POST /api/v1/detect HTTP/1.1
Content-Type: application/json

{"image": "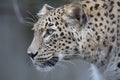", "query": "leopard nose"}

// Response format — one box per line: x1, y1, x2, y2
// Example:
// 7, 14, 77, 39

28, 52, 38, 59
